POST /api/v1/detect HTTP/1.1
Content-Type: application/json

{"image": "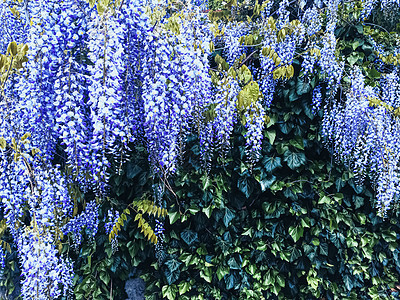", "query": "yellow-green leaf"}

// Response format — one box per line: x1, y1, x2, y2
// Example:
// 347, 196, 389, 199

7, 41, 18, 56
0, 137, 6, 150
